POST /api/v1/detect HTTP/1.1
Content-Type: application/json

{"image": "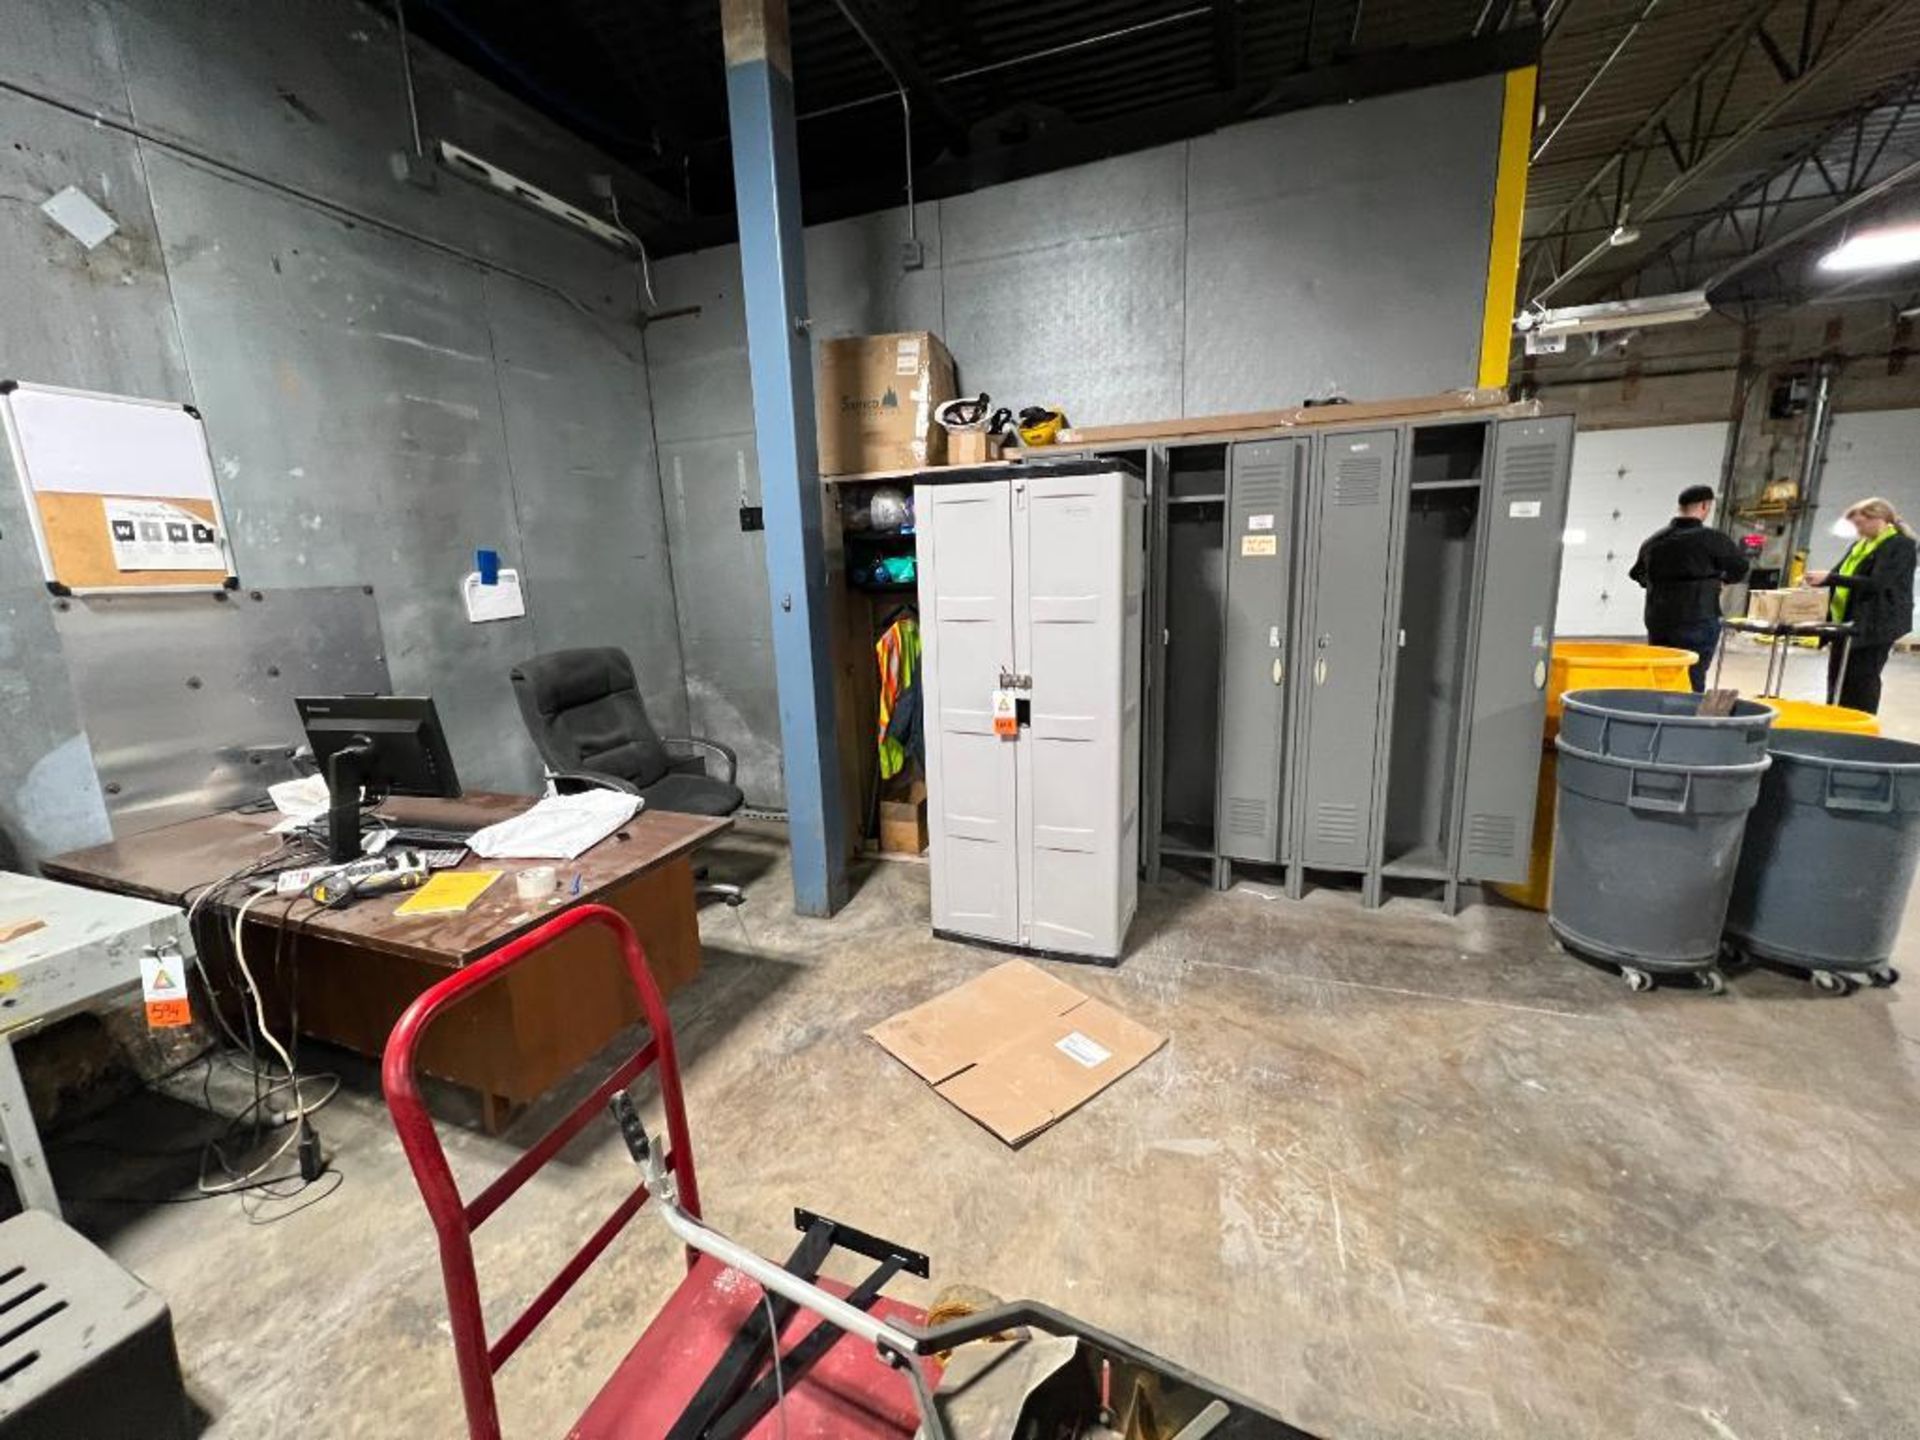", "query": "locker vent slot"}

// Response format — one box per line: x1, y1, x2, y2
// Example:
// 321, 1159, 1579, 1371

1234, 467, 1288, 508
1466, 812, 1517, 858
1314, 803, 1360, 846
1499, 443, 1557, 498
1224, 796, 1267, 838
1333, 458, 1383, 507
